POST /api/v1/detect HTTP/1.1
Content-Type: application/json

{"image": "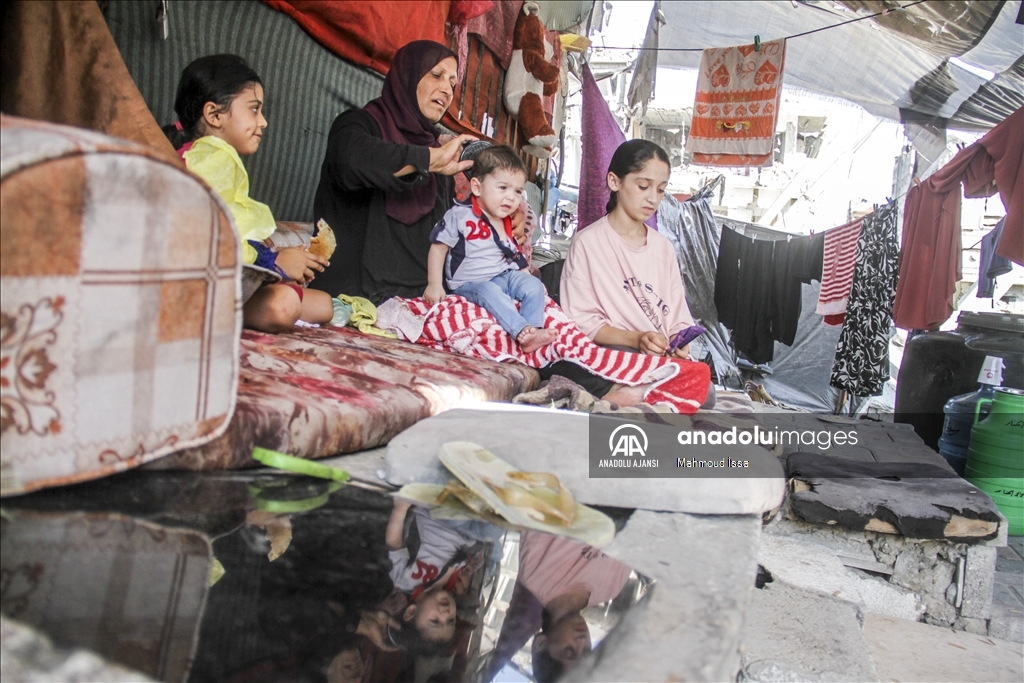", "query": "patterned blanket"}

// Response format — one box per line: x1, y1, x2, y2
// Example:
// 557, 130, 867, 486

150, 326, 538, 471
379, 297, 711, 414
